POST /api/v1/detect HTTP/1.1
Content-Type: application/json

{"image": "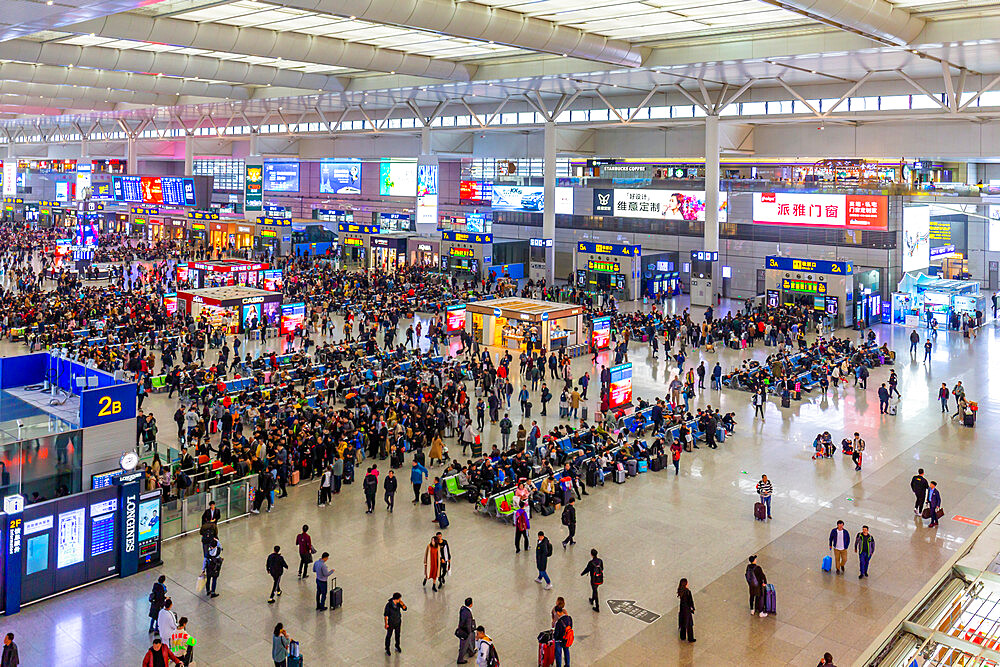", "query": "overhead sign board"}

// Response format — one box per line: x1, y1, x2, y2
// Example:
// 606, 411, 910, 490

765, 256, 853, 275
753, 193, 887, 229
577, 242, 640, 257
